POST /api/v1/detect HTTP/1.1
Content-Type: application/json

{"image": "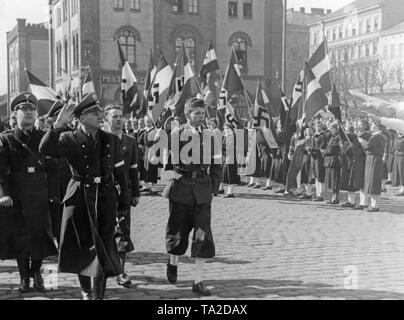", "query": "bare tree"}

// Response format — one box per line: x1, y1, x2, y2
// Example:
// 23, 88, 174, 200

395, 63, 404, 92
374, 60, 389, 94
